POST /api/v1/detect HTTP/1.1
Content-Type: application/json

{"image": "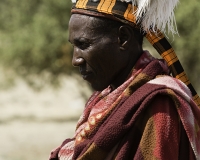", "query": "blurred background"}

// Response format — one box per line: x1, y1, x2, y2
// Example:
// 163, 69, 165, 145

0, 0, 199, 159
